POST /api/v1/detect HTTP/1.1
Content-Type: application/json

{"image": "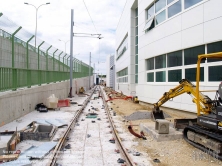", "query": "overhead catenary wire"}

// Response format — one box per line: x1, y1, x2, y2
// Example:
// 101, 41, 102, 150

80, 1, 105, 74
74, 22, 95, 32
82, 0, 98, 34
116, 0, 127, 29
